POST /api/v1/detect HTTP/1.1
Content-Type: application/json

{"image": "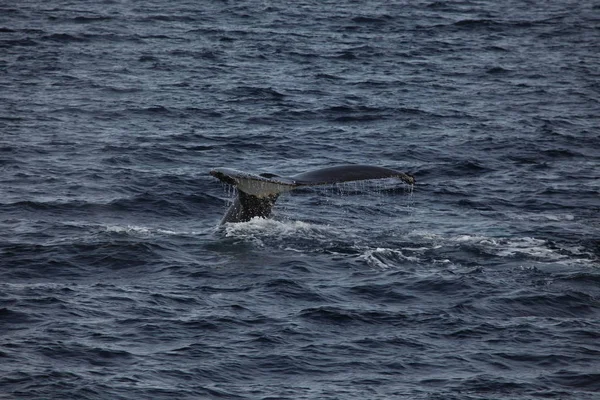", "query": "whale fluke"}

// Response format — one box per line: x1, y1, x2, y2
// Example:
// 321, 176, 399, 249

210, 165, 414, 224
